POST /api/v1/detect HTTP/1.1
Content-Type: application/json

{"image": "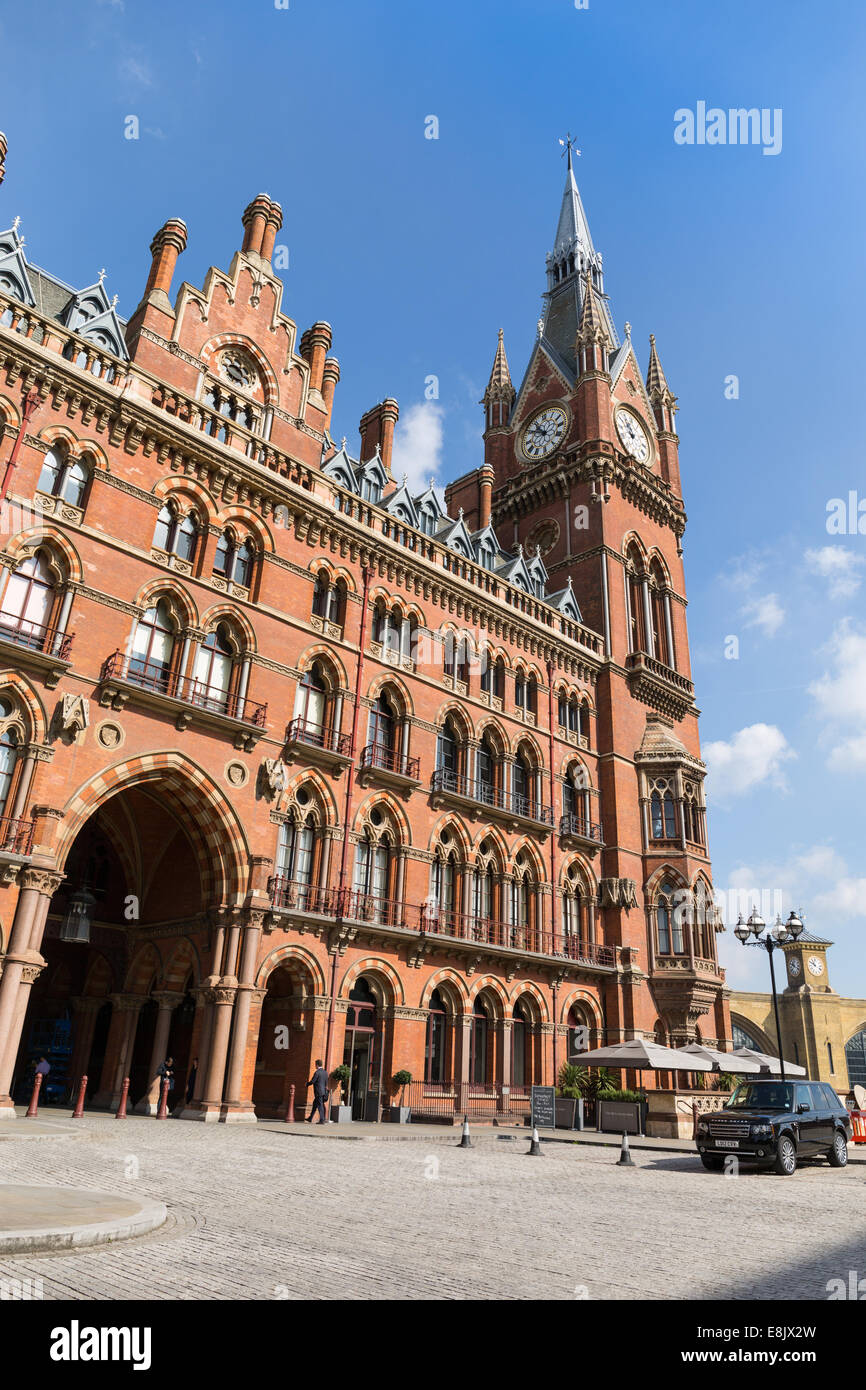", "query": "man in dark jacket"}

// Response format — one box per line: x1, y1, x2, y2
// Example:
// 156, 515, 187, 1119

306, 1060, 330, 1123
